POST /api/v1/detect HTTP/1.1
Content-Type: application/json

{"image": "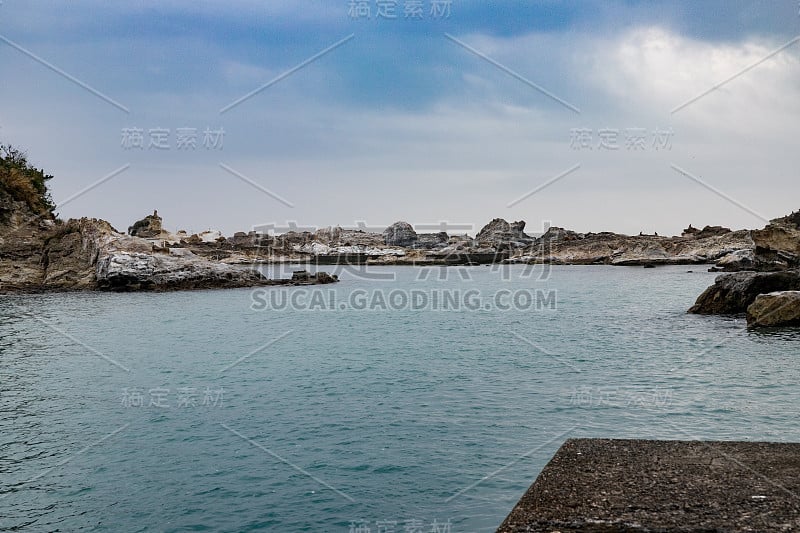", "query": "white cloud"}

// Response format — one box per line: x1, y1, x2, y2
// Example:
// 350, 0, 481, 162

3, 19, 798, 237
